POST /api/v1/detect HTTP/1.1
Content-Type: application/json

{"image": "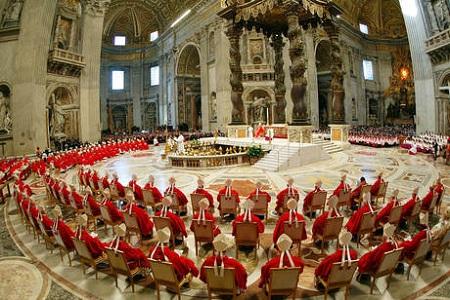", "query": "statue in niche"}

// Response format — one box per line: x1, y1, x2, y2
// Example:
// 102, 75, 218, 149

351, 98, 357, 120
210, 92, 217, 121
0, 91, 12, 134
434, 0, 450, 30
0, 0, 23, 28
48, 93, 67, 138
252, 96, 270, 123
